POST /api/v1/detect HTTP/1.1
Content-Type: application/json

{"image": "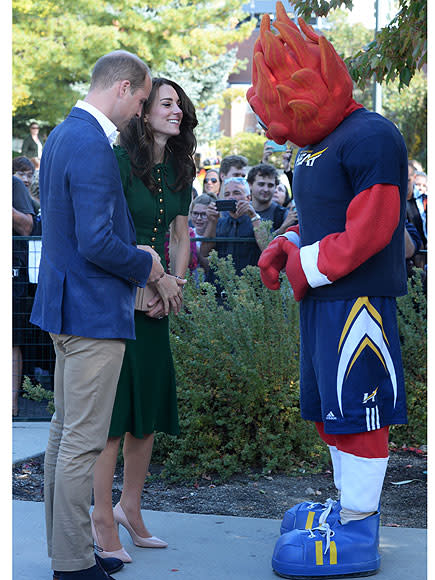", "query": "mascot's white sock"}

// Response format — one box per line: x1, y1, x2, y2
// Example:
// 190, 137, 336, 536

339, 450, 388, 524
